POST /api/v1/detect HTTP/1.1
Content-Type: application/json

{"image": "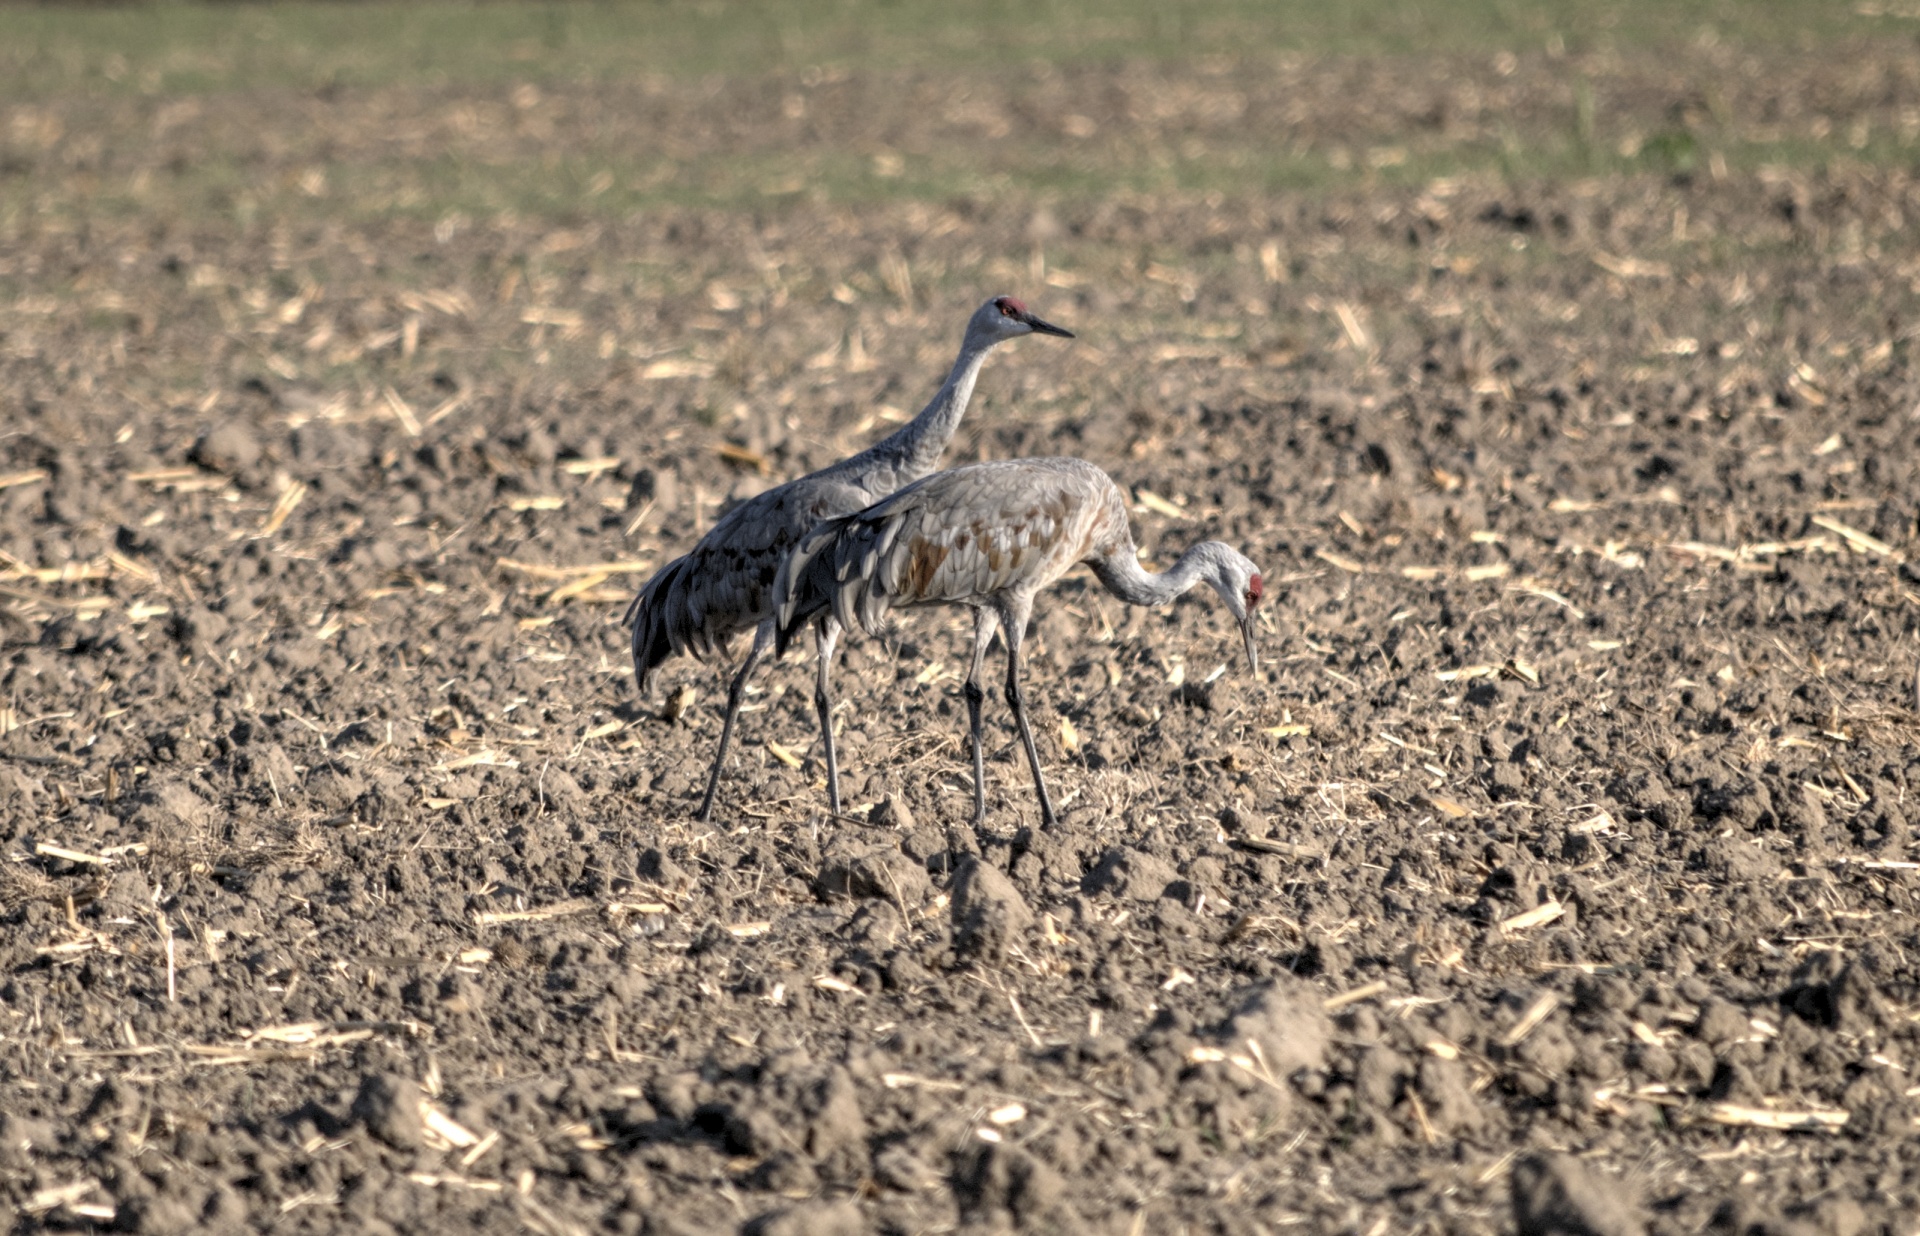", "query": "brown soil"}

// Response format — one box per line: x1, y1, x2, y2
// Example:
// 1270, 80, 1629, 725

8, 54, 1920, 1236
